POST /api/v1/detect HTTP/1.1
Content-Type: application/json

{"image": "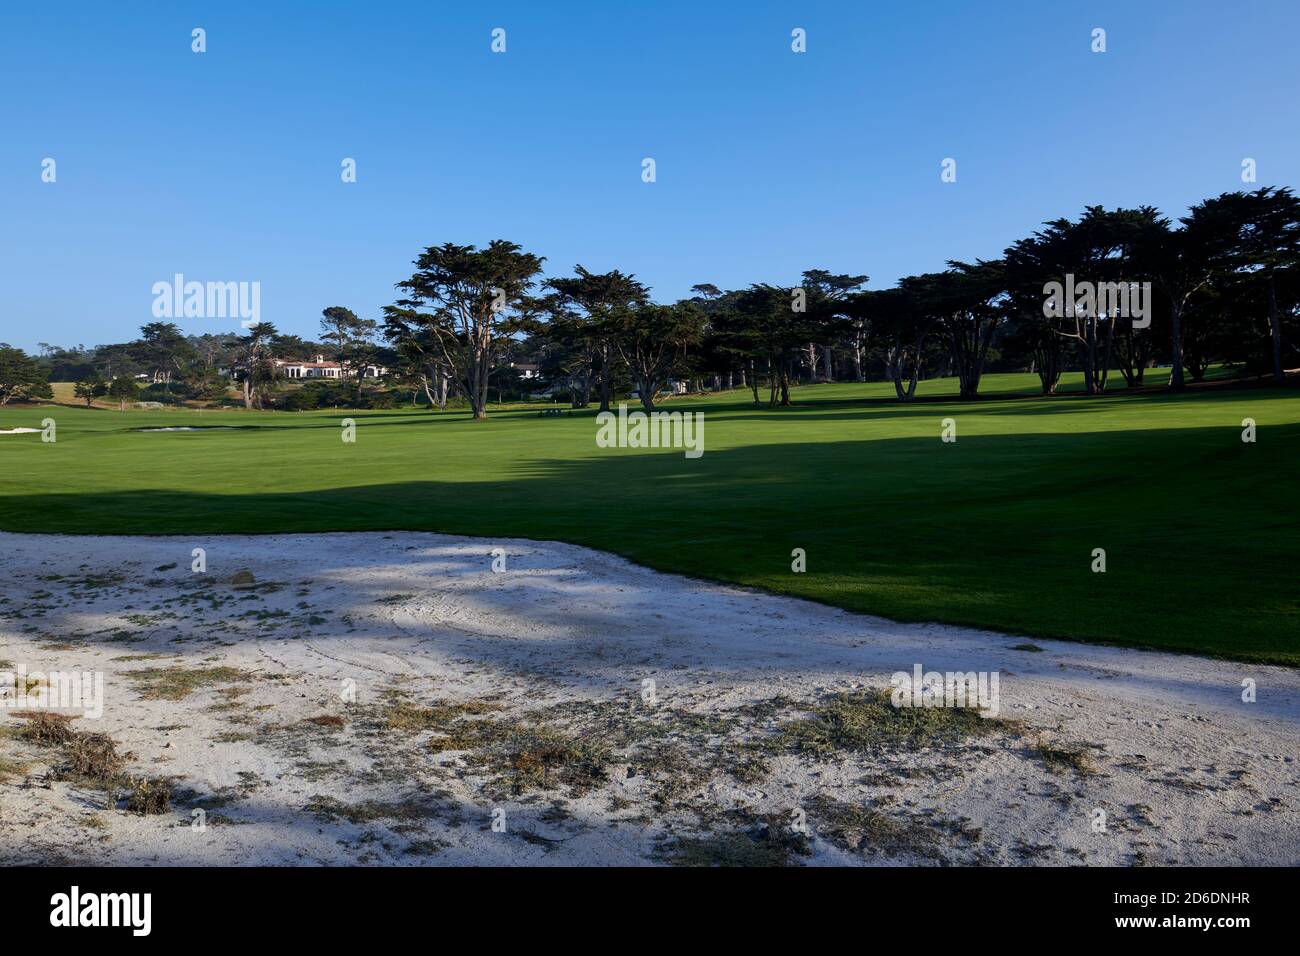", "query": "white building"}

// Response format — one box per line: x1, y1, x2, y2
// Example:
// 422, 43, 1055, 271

276, 355, 386, 380
508, 362, 541, 380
